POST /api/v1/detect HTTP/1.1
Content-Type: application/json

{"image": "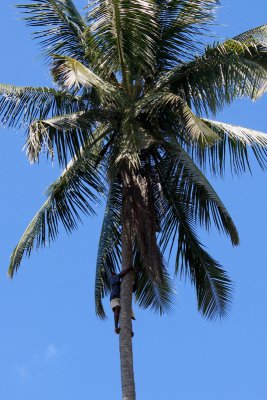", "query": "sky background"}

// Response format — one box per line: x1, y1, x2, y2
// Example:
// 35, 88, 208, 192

0, 1, 267, 399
